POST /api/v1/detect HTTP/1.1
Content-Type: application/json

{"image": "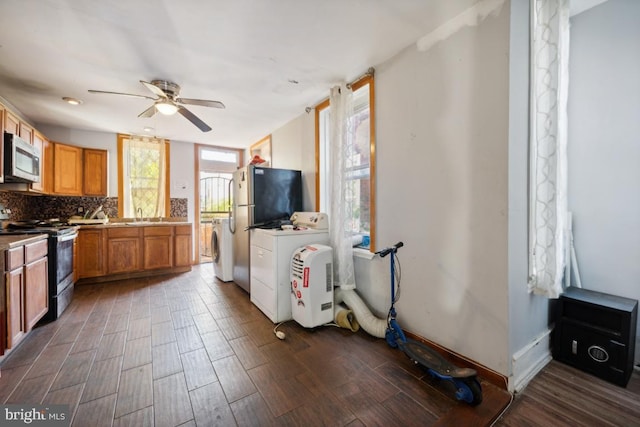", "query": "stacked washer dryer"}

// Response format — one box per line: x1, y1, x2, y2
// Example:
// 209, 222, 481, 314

212, 218, 233, 282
